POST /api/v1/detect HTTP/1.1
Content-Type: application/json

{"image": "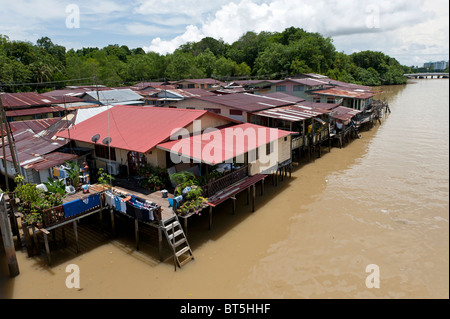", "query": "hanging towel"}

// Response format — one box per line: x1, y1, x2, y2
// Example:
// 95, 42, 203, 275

53, 167, 60, 178
59, 169, 67, 179
114, 196, 122, 212
63, 194, 101, 218
105, 191, 114, 207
